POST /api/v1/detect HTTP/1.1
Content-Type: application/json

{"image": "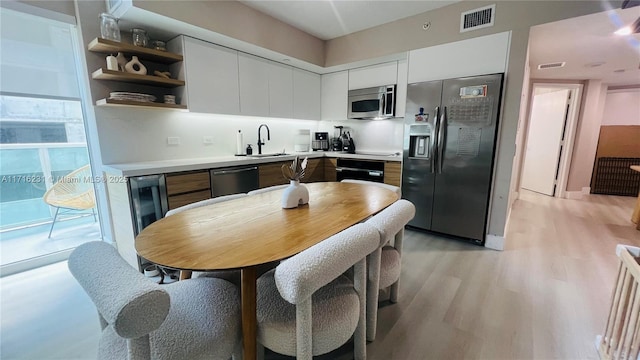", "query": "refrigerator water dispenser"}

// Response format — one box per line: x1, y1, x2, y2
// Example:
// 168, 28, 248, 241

408, 125, 431, 159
